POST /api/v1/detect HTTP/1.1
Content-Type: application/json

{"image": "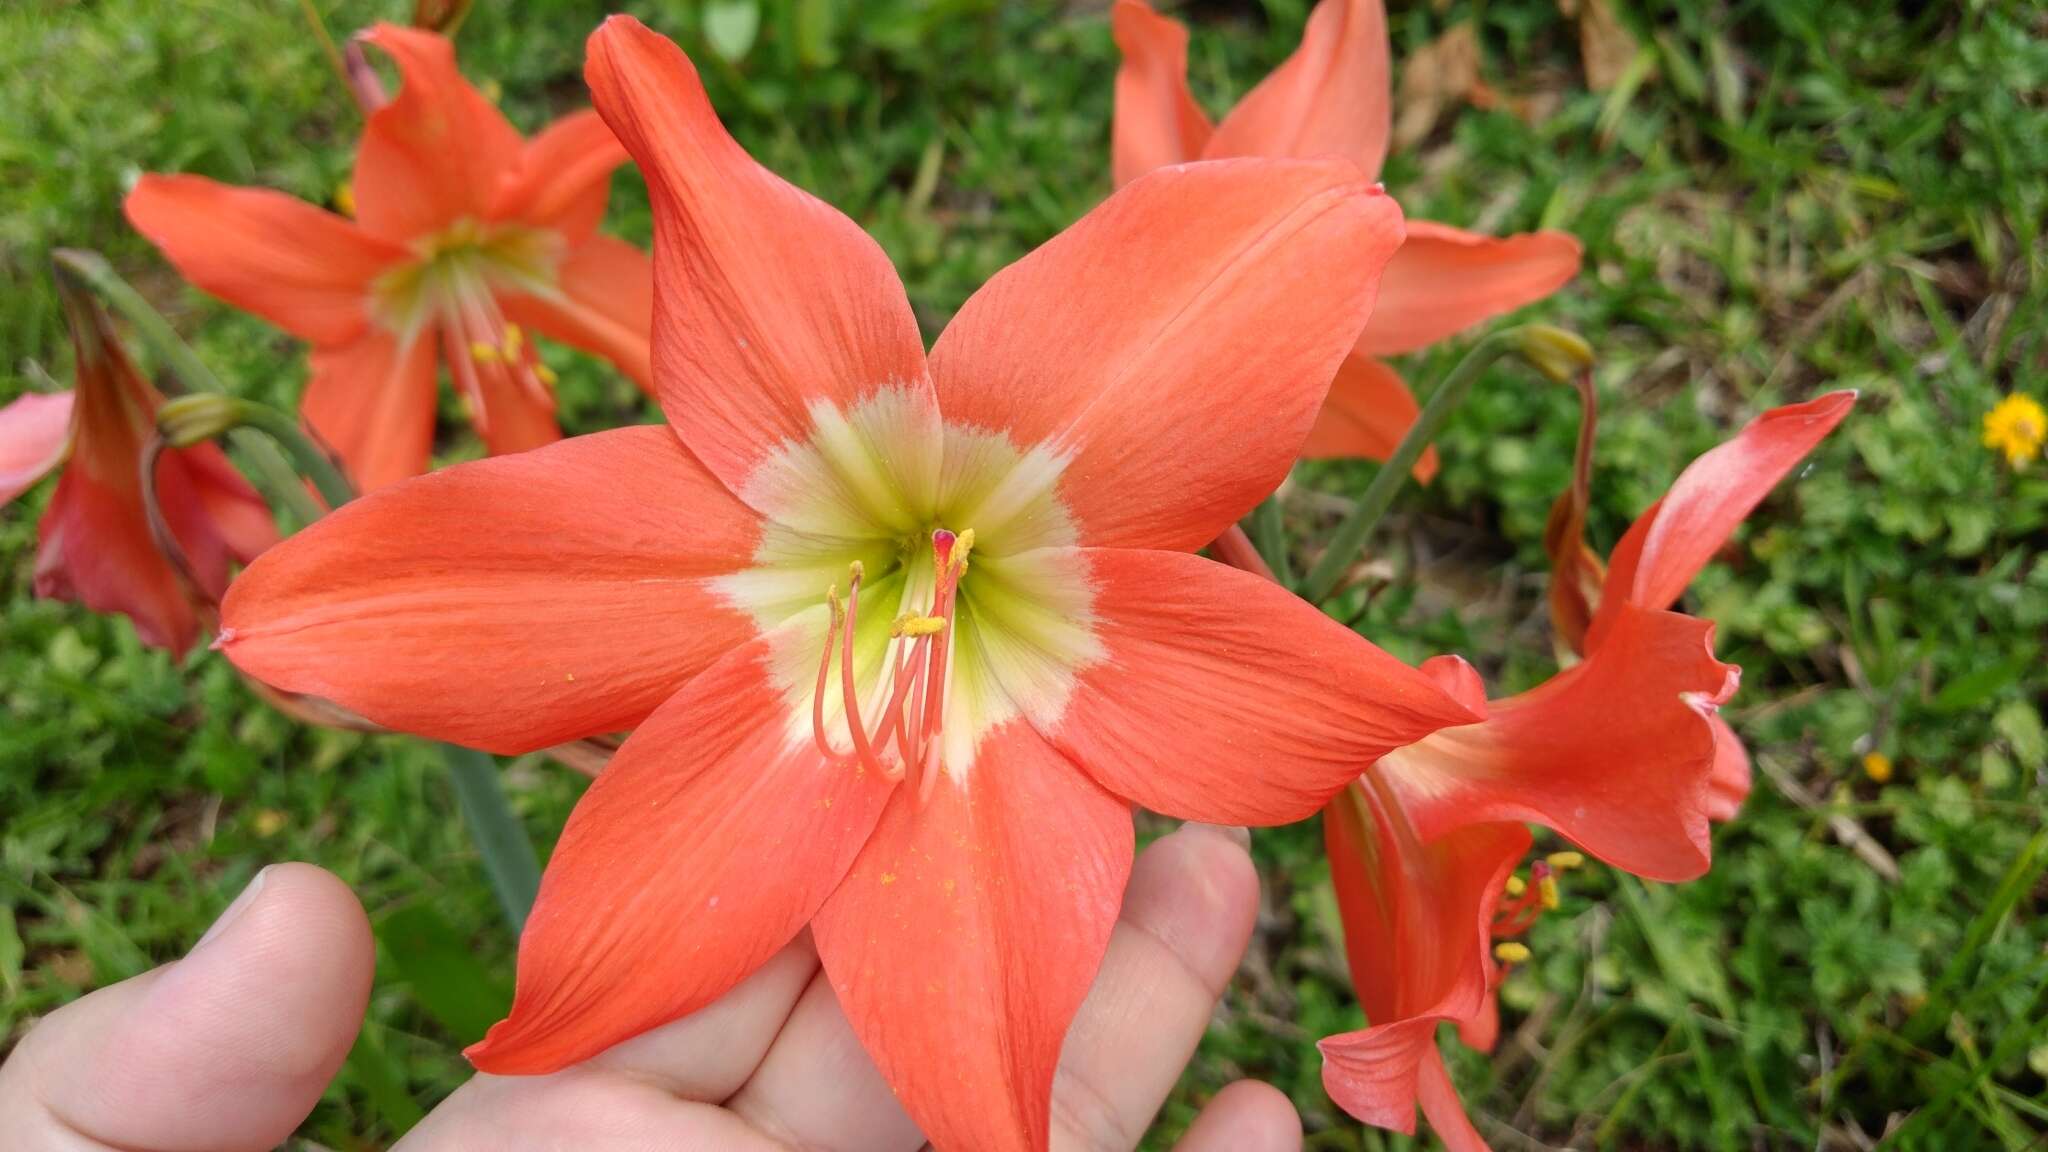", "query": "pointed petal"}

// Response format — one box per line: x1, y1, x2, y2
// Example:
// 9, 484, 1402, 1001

300, 329, 441, 493
350, 23, 523, 241
1109, 0, 1213, 188
1706, 713, 1751, 821
1205, 0, 1392, 180
124, 175, 405, 346
1379, 603, 1737, 882
488, 109, 629, 242
469, 630, 894, 1073
1038, 549, 1478, 825
814, 723, 1133, 1152
1299, 353, 1438, 480
1355, 222, 1582, 357
1415, 1049, 1495, 1152
1318, 782, 1524, 1140
1590, 391, 1856, 648
471, 361, 562, 460
499, 235, 654, 390
931, 159, 1404, 551
0, 391, 74, 507
36, 461, 197, 657
585, 17, 932, 501
221, 426, 764, 753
